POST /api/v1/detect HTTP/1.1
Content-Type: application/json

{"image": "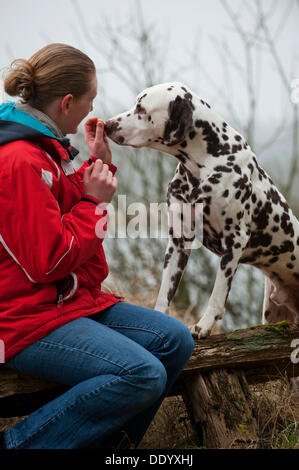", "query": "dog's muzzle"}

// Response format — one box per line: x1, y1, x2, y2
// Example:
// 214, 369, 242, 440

104, 120, 119, 136
105, 120, 125, 144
